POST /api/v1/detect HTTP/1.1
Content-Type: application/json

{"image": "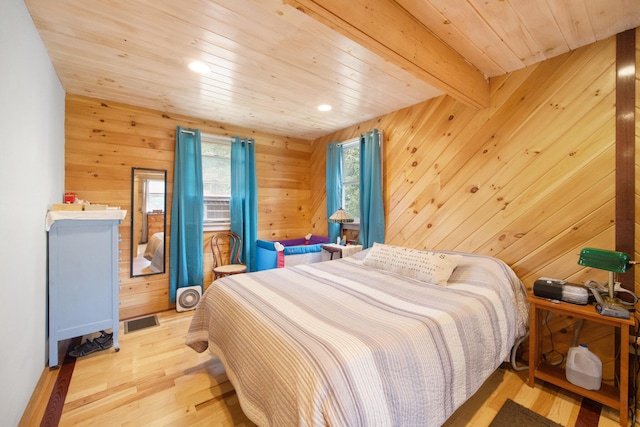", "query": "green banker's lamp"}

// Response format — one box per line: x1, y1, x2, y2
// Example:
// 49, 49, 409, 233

578, 247, 635, 307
